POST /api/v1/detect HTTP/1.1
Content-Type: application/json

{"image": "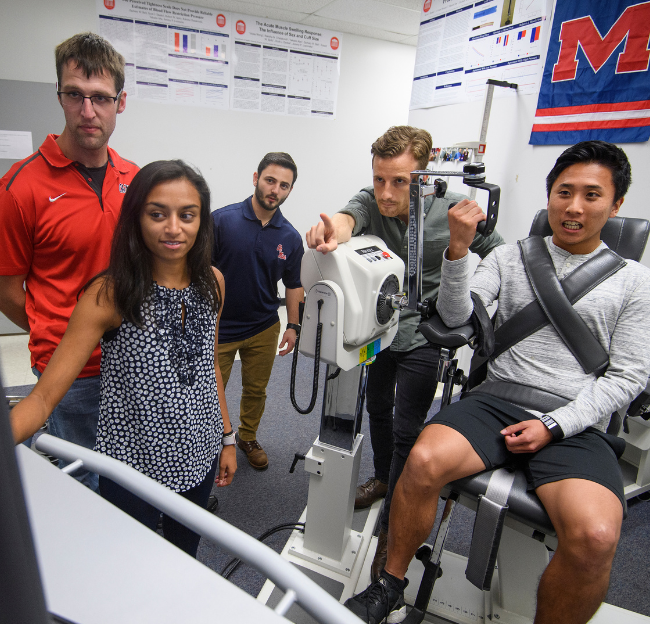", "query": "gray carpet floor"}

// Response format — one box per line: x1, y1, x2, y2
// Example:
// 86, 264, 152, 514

10, 353, 650, 617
